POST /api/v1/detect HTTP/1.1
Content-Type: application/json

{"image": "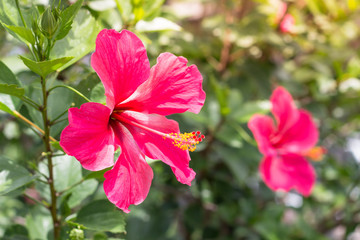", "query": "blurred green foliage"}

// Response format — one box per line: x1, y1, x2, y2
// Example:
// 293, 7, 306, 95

1, 0, 360, 239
